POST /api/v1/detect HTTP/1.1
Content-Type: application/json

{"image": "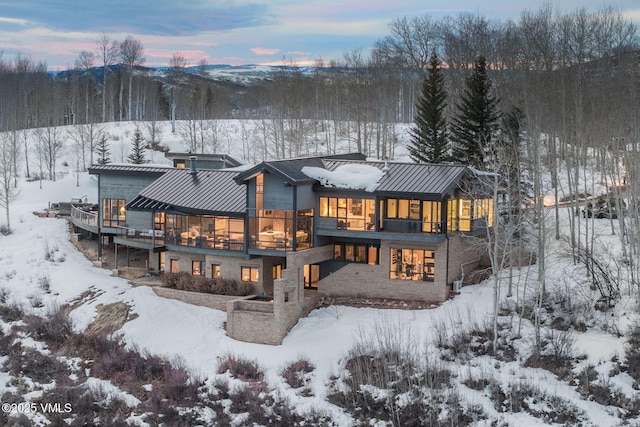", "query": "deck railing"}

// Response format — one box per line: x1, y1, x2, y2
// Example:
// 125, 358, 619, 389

70, 205, 98, 232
